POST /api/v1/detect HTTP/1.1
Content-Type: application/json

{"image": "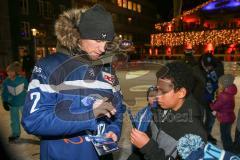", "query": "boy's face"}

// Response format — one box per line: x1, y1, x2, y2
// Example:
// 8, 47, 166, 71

156, 78, 185, 111
148, 91, 157, 106
7, 70, 16, 80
